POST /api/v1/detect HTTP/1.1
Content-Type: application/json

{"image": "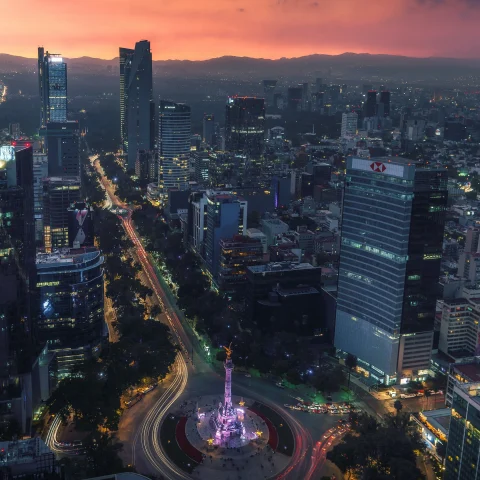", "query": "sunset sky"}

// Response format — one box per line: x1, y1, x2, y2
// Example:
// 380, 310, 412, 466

4, 0, 480, 60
